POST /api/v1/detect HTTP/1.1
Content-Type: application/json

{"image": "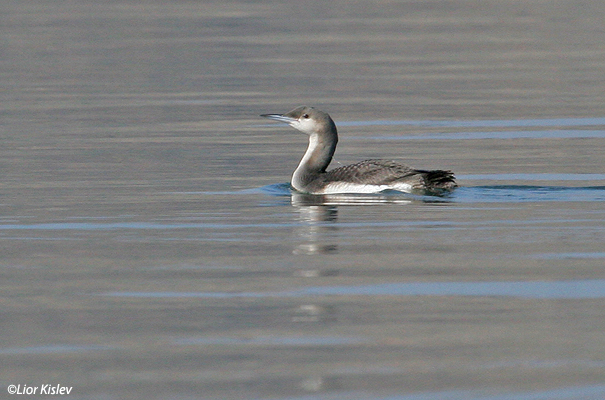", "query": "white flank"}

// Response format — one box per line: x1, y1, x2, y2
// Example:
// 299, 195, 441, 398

318, 182, 413, 195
